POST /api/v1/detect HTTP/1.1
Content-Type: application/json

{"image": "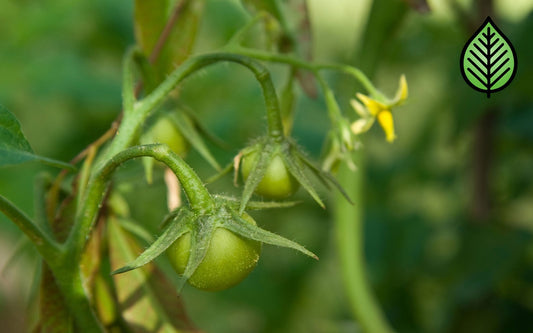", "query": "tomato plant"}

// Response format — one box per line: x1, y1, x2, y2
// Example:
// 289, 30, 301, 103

0, 1, 413, 332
